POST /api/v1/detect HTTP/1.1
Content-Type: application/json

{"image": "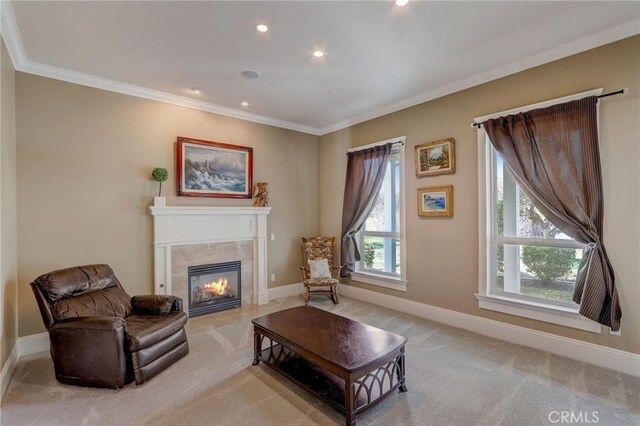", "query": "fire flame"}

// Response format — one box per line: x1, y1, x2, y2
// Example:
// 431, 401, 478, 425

204, 277, 228, 295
